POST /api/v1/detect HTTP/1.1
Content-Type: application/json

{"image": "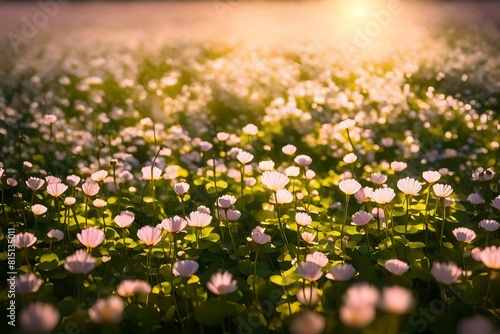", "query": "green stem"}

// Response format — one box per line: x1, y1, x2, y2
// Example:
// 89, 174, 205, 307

228, 222, 238, 257
440, 199, 446, 253
23, 248, 32, 272
275, 194, 292, 255
240, 164, 245, 199
340, 195, 350, 240
84, 196, 89, 229
253, 246, 261, 305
